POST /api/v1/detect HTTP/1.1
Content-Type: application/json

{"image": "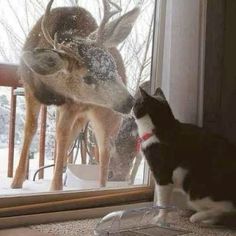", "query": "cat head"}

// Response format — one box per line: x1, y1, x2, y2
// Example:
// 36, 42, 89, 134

133, 87, 175, 125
